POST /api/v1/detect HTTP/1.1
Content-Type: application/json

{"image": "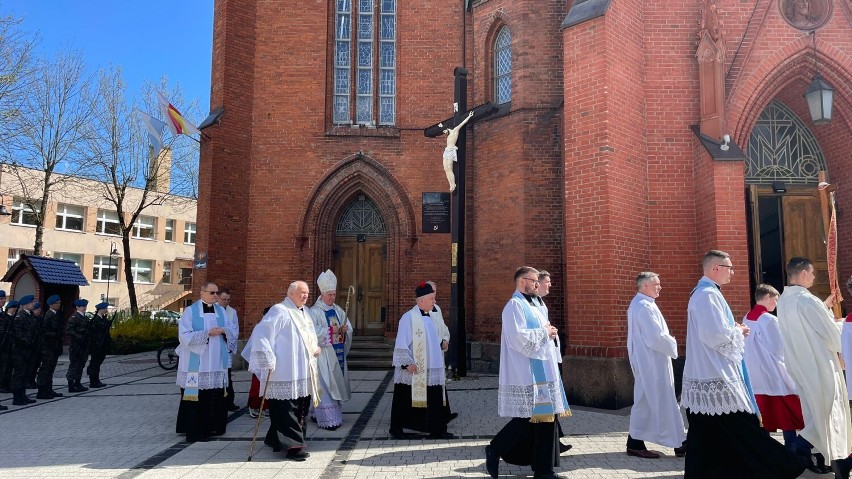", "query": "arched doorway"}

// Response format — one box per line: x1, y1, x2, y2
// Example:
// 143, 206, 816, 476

746, 100, 830, 298
334, 194, 387, 335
